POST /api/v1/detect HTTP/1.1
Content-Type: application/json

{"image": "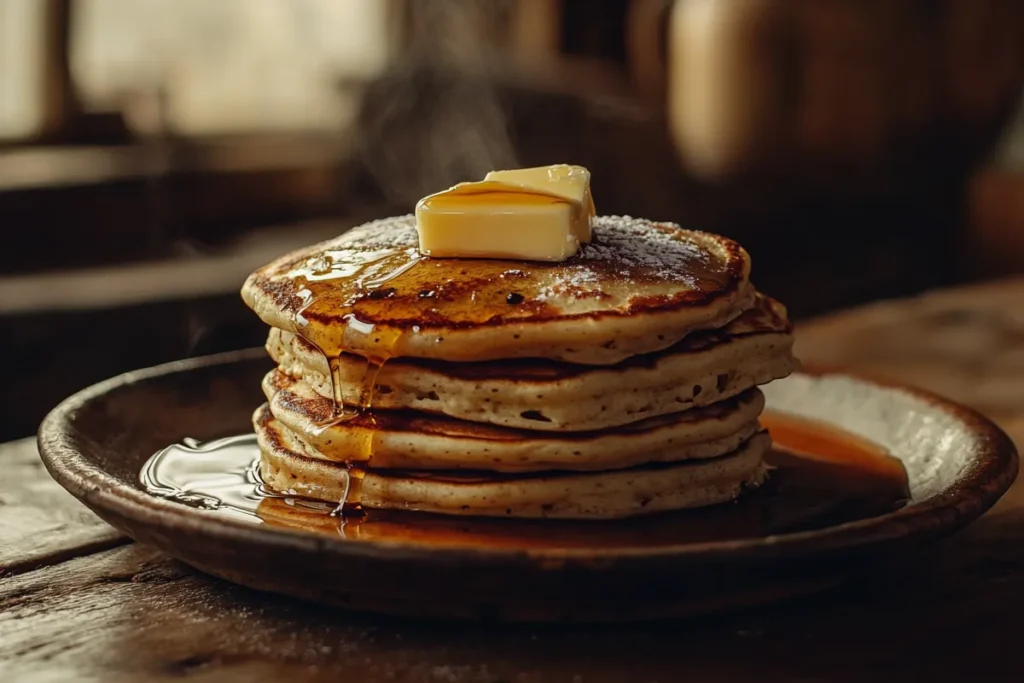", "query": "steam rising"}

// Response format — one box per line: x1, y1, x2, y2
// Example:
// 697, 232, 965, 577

355, 0, 519, 207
